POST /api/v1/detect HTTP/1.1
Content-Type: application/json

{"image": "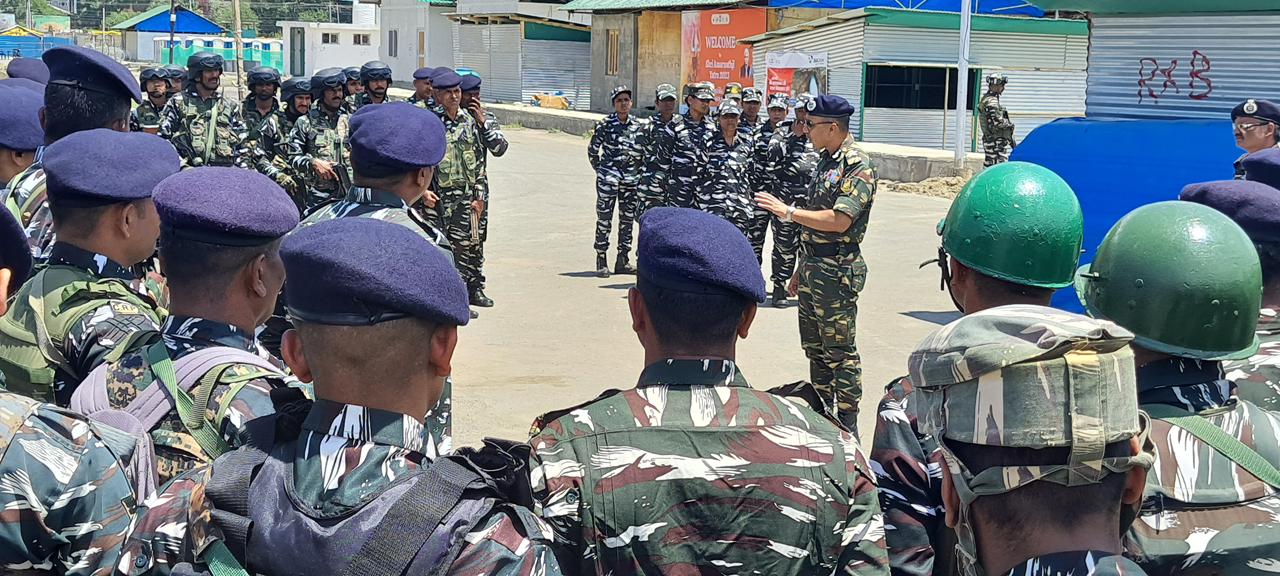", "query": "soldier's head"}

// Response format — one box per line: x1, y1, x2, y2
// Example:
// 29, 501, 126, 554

684, 82, 714, 117
914, 306, 1152, 576
631, 208, 764, 358
722, 82, 742, 101
610, 86, 632, 116
717, 99, 741, 135
430, 68, 463, 114
655, 83, 677, 116
412, 67, 434, 100
934, 162, 1082, 314
1182, 175, 1280, 300
1077, 201, 1262, 369
1231, 99, 1280, 154
460, 73, 482, 106
186, 51, 224, 94
44, 130, 179, 267
741, 87, 762, 119
0, 209, 32, 313
139, 67, 168, 100
766, 94, 788, 124
310, 68, 347, 113
247, 66, 280, 102
802, 95, 852, 153
154, 168, 298, 330
281, 77, 312, 117
0, 85, 43, 183
280, 218, 470, 415
359, 60, 392, 99
164, 65, 185, 94
985, 72, 1007, 95
343, 67, 363, 94
41, 46, 139, 143
349, 103, 445, 204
